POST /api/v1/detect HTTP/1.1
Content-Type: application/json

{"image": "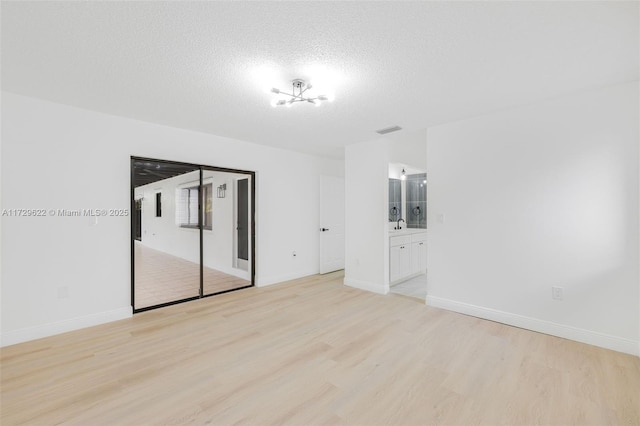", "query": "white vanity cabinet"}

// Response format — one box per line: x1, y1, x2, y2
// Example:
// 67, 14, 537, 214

389, 231, 427, 284
390, 234, 411, 283
411, 232, 427, 275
